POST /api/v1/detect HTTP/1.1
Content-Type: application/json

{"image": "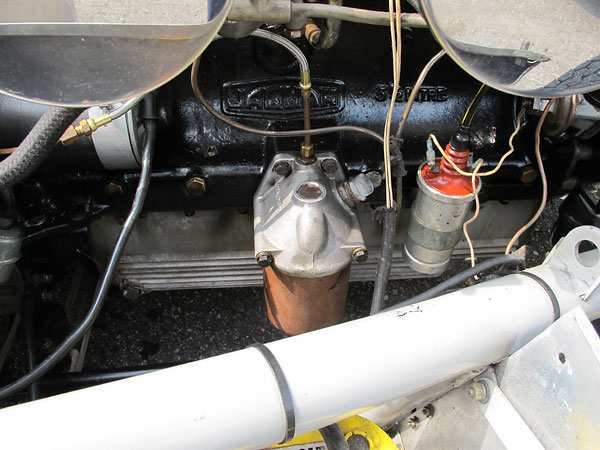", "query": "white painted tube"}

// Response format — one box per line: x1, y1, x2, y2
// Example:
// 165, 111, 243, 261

1, 226, 599, 450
